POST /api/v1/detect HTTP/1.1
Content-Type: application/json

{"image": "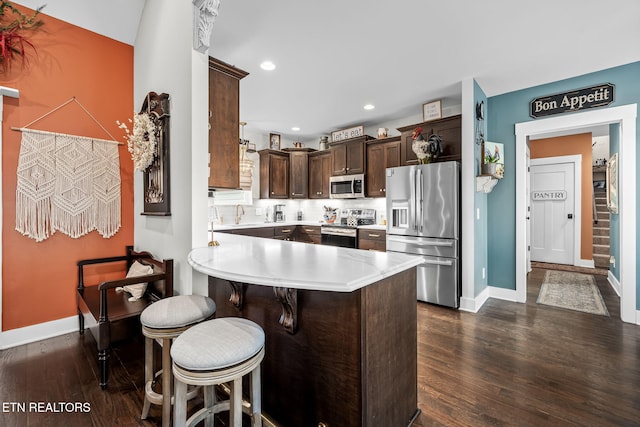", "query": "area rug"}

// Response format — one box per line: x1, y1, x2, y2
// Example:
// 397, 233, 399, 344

537, 270, 609, 316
